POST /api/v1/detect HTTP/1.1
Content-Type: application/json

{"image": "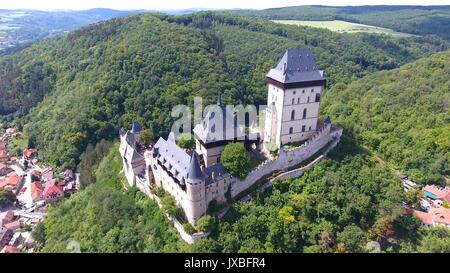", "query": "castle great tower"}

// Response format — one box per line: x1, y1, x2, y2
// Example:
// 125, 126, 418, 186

264, 48, 327, 148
